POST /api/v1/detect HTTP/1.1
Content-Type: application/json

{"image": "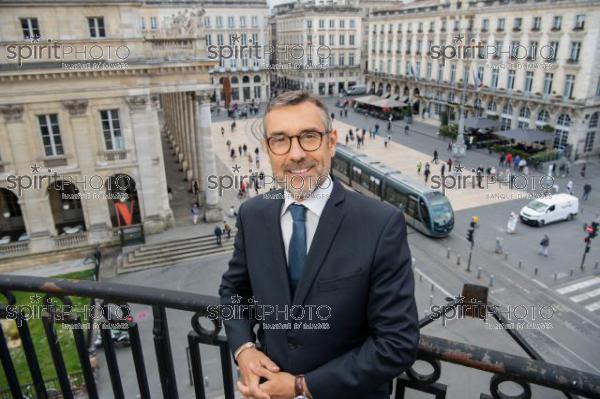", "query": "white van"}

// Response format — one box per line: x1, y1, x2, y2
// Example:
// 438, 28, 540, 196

519, 193, 579, 226
346, 85, 367, 96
